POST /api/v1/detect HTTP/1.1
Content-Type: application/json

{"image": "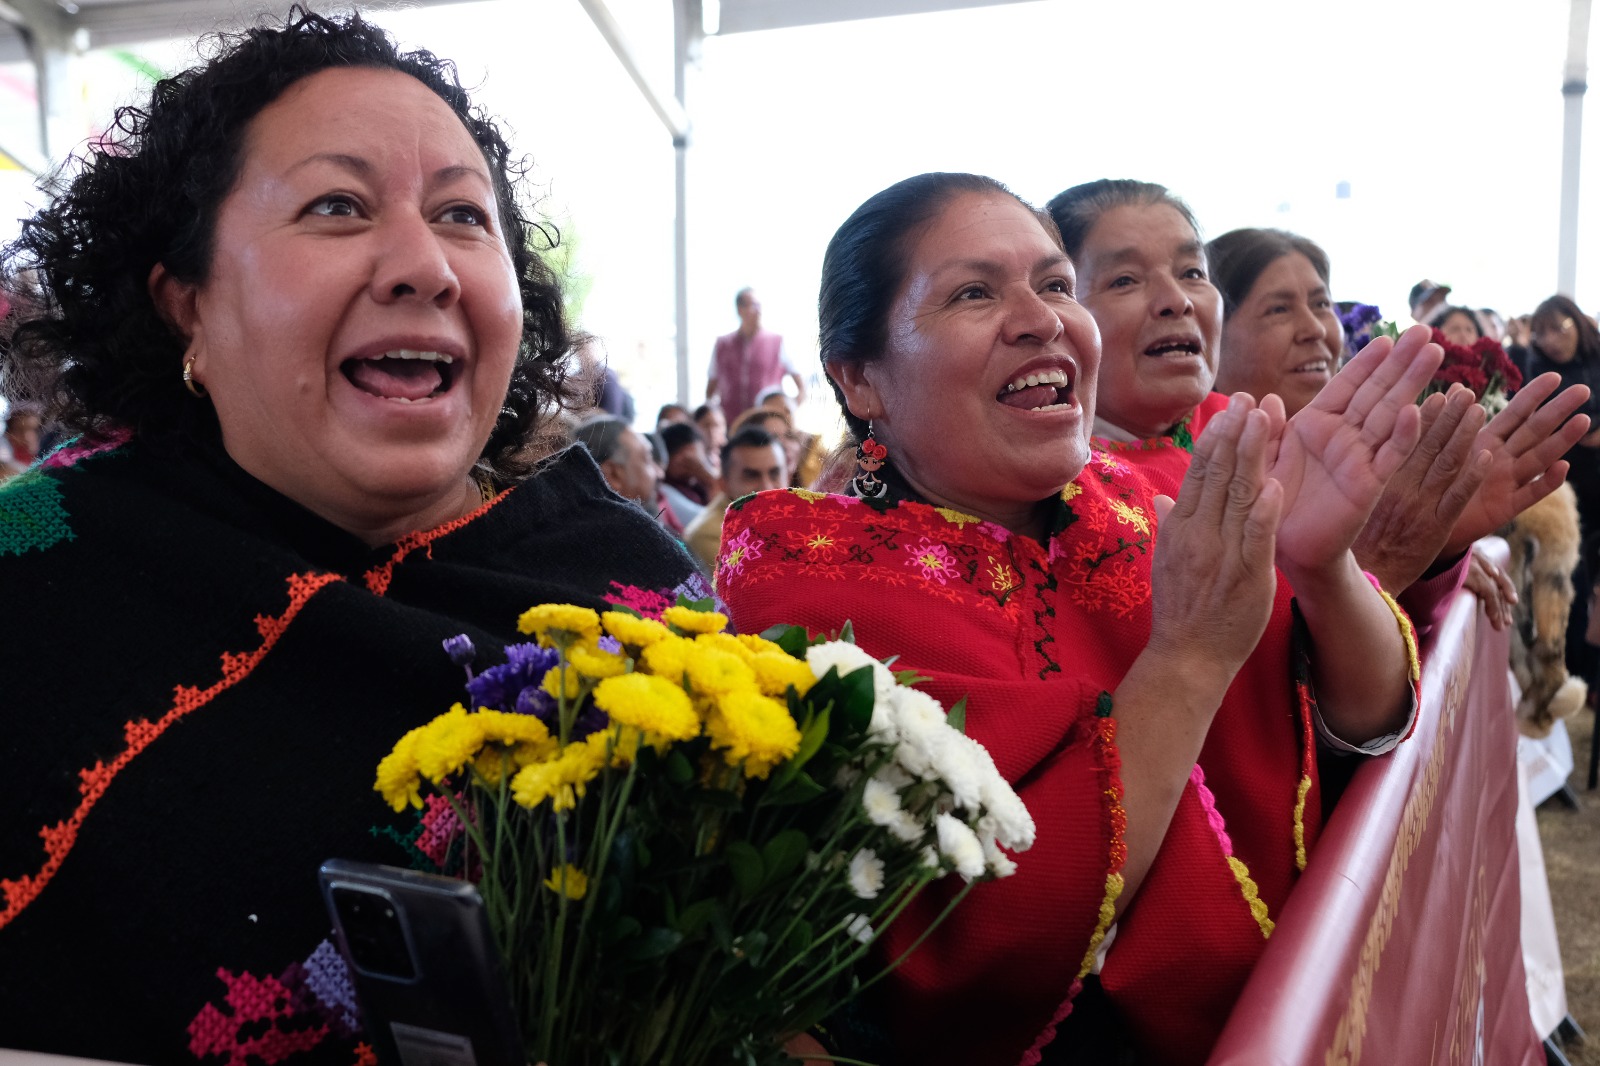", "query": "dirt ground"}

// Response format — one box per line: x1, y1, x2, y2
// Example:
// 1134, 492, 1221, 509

1537, 707, 1600, 1064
